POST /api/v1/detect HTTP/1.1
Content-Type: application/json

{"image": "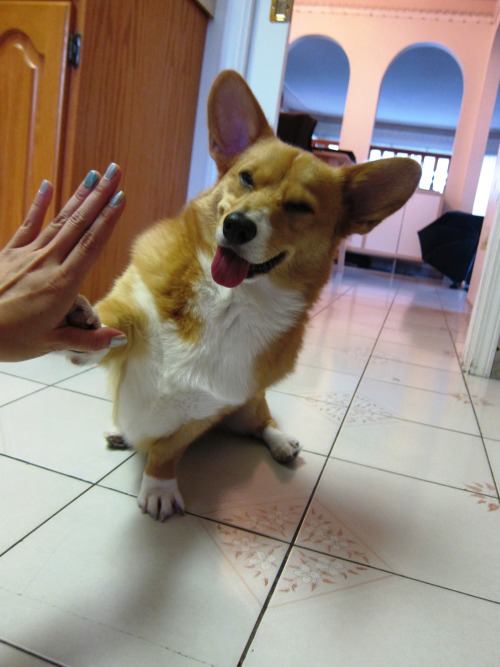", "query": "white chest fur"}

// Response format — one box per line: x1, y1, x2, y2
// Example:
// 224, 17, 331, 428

115, 266, 305, 444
